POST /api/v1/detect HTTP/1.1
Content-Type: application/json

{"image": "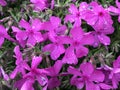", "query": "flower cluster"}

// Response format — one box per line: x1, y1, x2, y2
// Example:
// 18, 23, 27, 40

0, 0, 120, 90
